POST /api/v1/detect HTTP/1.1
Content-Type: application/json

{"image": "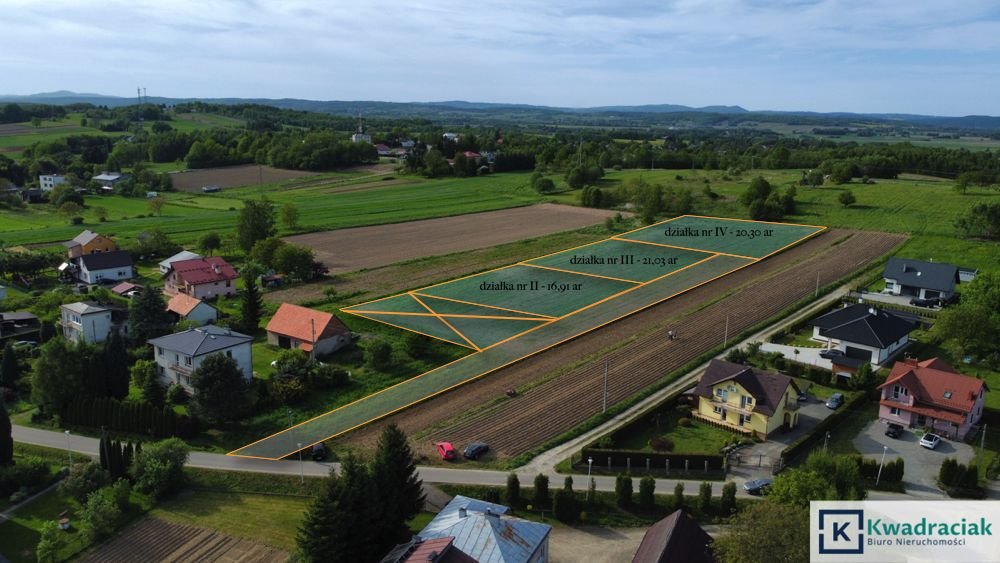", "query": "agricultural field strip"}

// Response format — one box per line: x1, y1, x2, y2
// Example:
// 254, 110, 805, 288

229, 216, 823, 459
